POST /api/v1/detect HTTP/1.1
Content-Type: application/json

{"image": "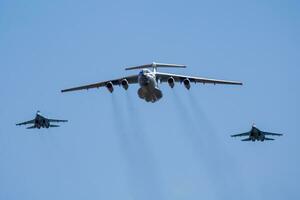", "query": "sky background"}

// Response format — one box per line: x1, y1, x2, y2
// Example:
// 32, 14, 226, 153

0, 0, 299, 199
